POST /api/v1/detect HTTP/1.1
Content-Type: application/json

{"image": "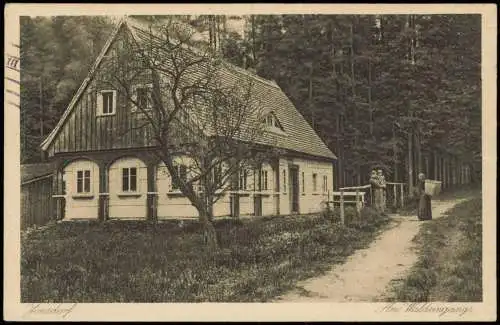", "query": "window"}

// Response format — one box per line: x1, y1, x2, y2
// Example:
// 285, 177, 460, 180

323, 175, 328, 193
261, 170, 268, 191
122, 167, 137, 192
302, 172, 305, 193
282, 169, 287, 192
239, 169, 248, 190
132, 84, 153, 111
137, 87, 149, 109
266, 115, 273, 126
312, 173, 317, 192
171, 165, 187, 191
98, 90, 116, 116
263, 112, 284, 131
76, 170, 91, 193
213, 164, 222, 187
102, 91, 114, 114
